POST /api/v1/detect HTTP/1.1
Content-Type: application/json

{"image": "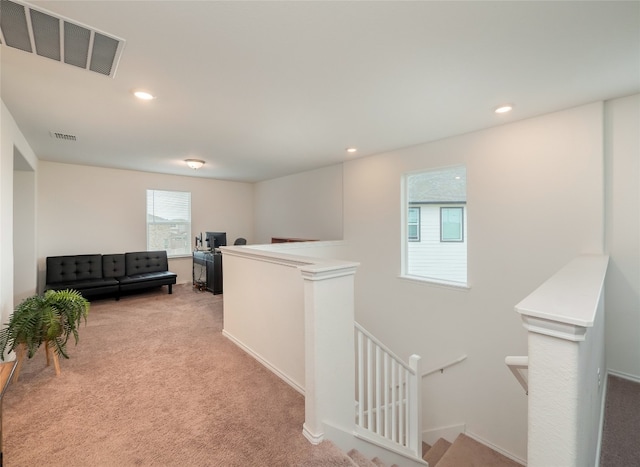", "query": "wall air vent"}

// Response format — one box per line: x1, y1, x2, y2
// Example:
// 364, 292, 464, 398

0, 0, 125, 78
50, 131, 77, 142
